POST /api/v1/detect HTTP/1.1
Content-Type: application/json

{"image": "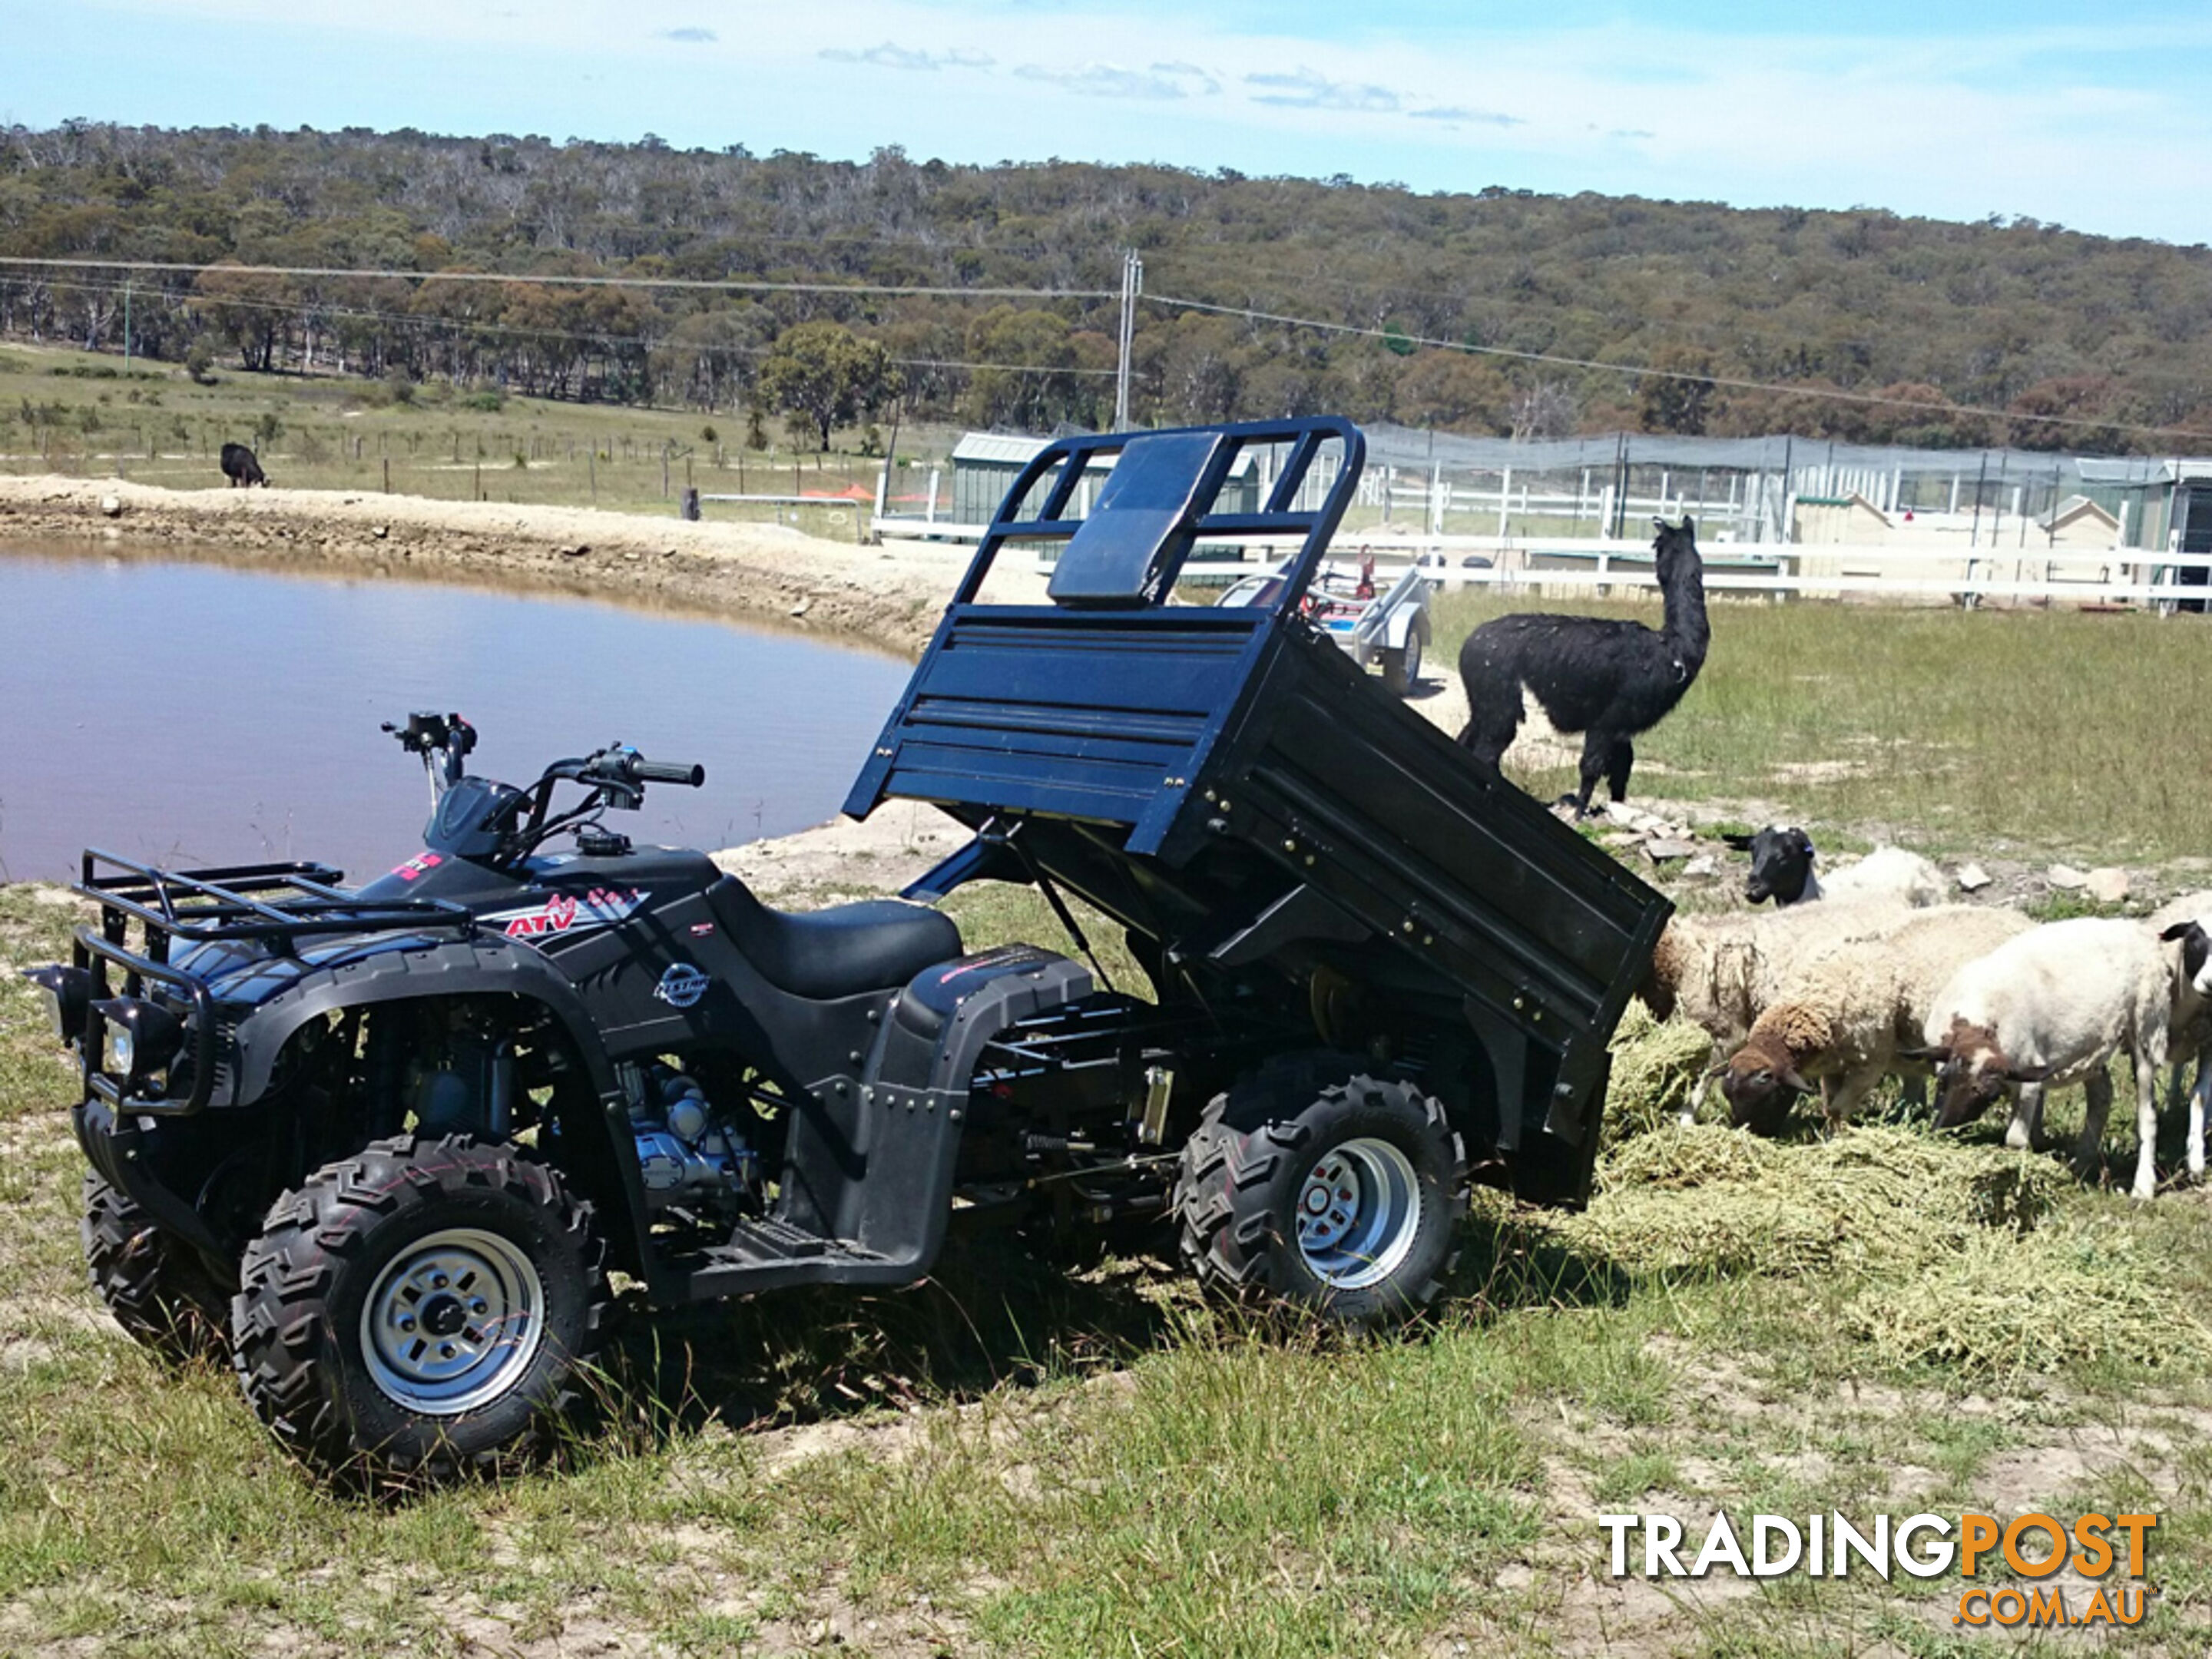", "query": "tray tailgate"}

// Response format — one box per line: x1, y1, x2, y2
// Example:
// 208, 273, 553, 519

845, 606, 1267, 847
